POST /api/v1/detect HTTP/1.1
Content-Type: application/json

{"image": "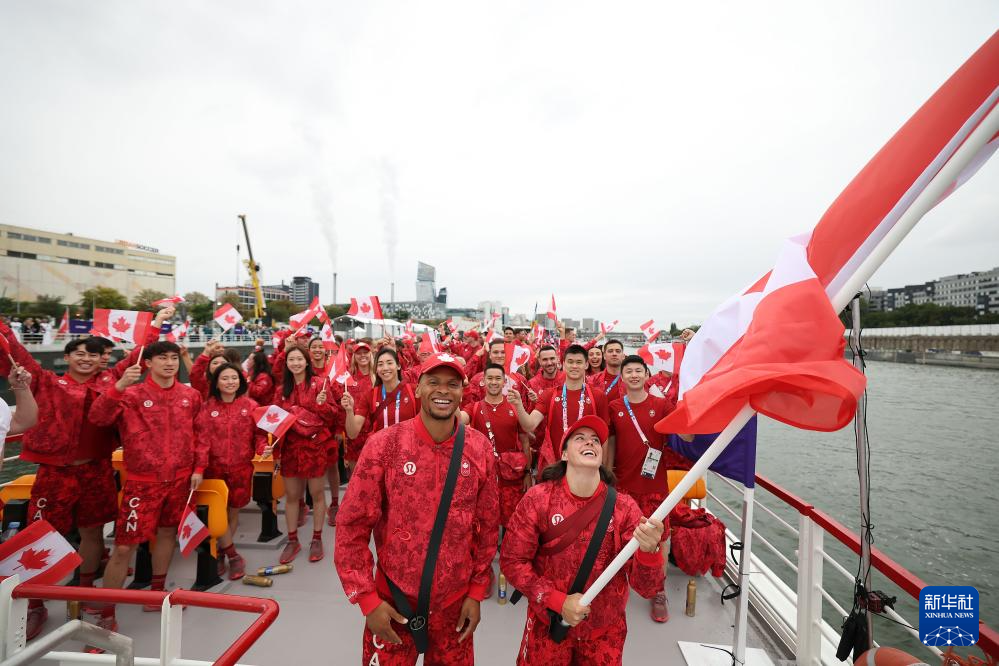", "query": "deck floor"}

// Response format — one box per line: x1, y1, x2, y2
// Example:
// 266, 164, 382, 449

33, 490, 787, 665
